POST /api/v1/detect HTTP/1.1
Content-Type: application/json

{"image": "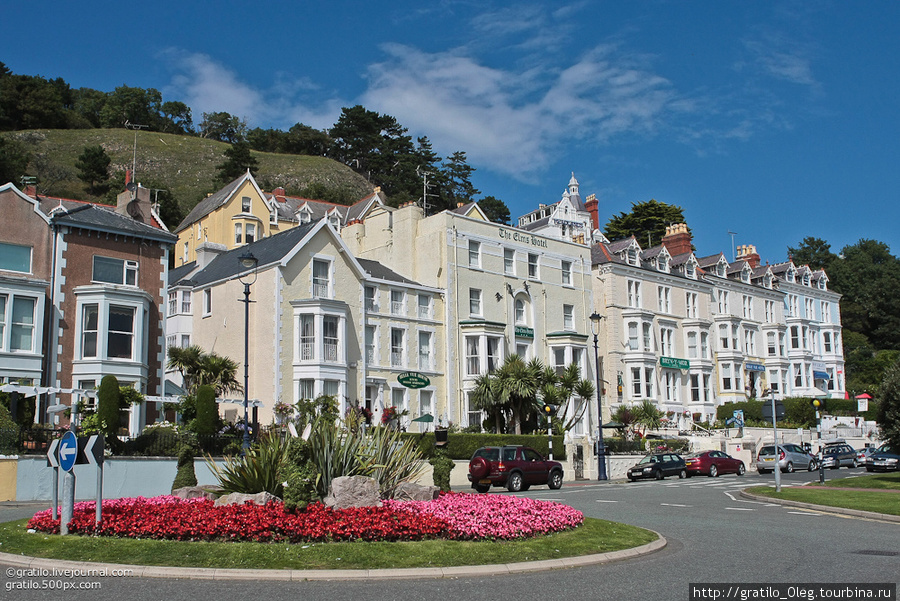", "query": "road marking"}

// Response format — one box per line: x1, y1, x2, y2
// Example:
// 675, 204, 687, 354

661, 503, 692, 507
595, 499, 619, 503
724, 492, 736, 501
725, 507, 755, 511
787, 511, 820, 516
